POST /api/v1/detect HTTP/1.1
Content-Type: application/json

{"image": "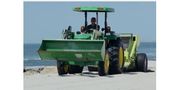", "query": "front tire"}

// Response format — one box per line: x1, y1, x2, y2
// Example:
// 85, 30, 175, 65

135, 53, 148, 72
98, 52, 110, 76
57, 61, 68, 75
